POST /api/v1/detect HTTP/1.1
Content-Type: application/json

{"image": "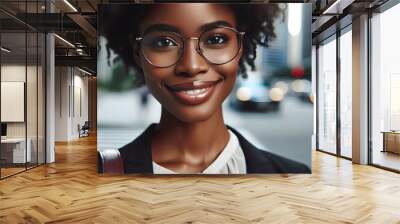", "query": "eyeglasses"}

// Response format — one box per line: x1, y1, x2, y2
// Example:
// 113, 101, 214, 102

135, 26, 245, 68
